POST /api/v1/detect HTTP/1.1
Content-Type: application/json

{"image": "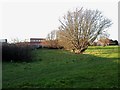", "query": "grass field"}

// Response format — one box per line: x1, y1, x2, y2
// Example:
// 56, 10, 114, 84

2, 46, 120, 88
